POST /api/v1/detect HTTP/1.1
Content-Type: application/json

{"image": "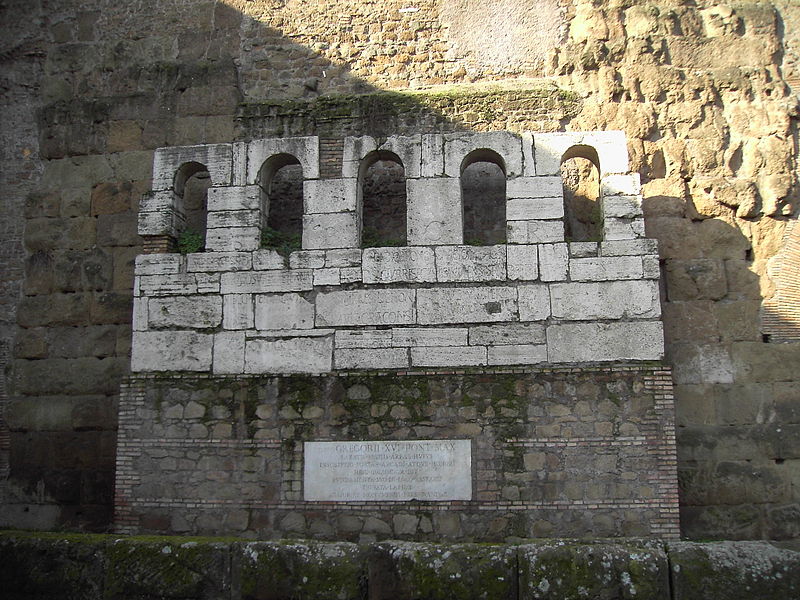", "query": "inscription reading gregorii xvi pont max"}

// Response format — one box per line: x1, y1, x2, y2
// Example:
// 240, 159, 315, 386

303, 440, 472, 501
